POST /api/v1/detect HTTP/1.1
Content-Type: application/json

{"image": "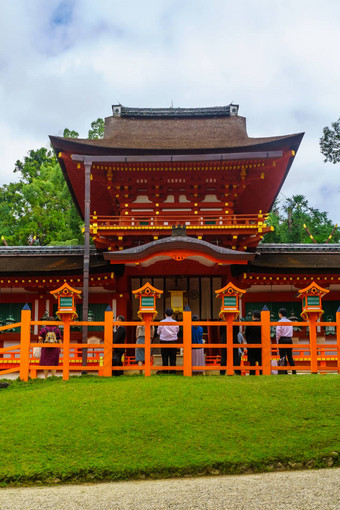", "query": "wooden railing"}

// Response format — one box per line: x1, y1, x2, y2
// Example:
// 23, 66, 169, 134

90, 213, 268, 231
0, 308, 339, 380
